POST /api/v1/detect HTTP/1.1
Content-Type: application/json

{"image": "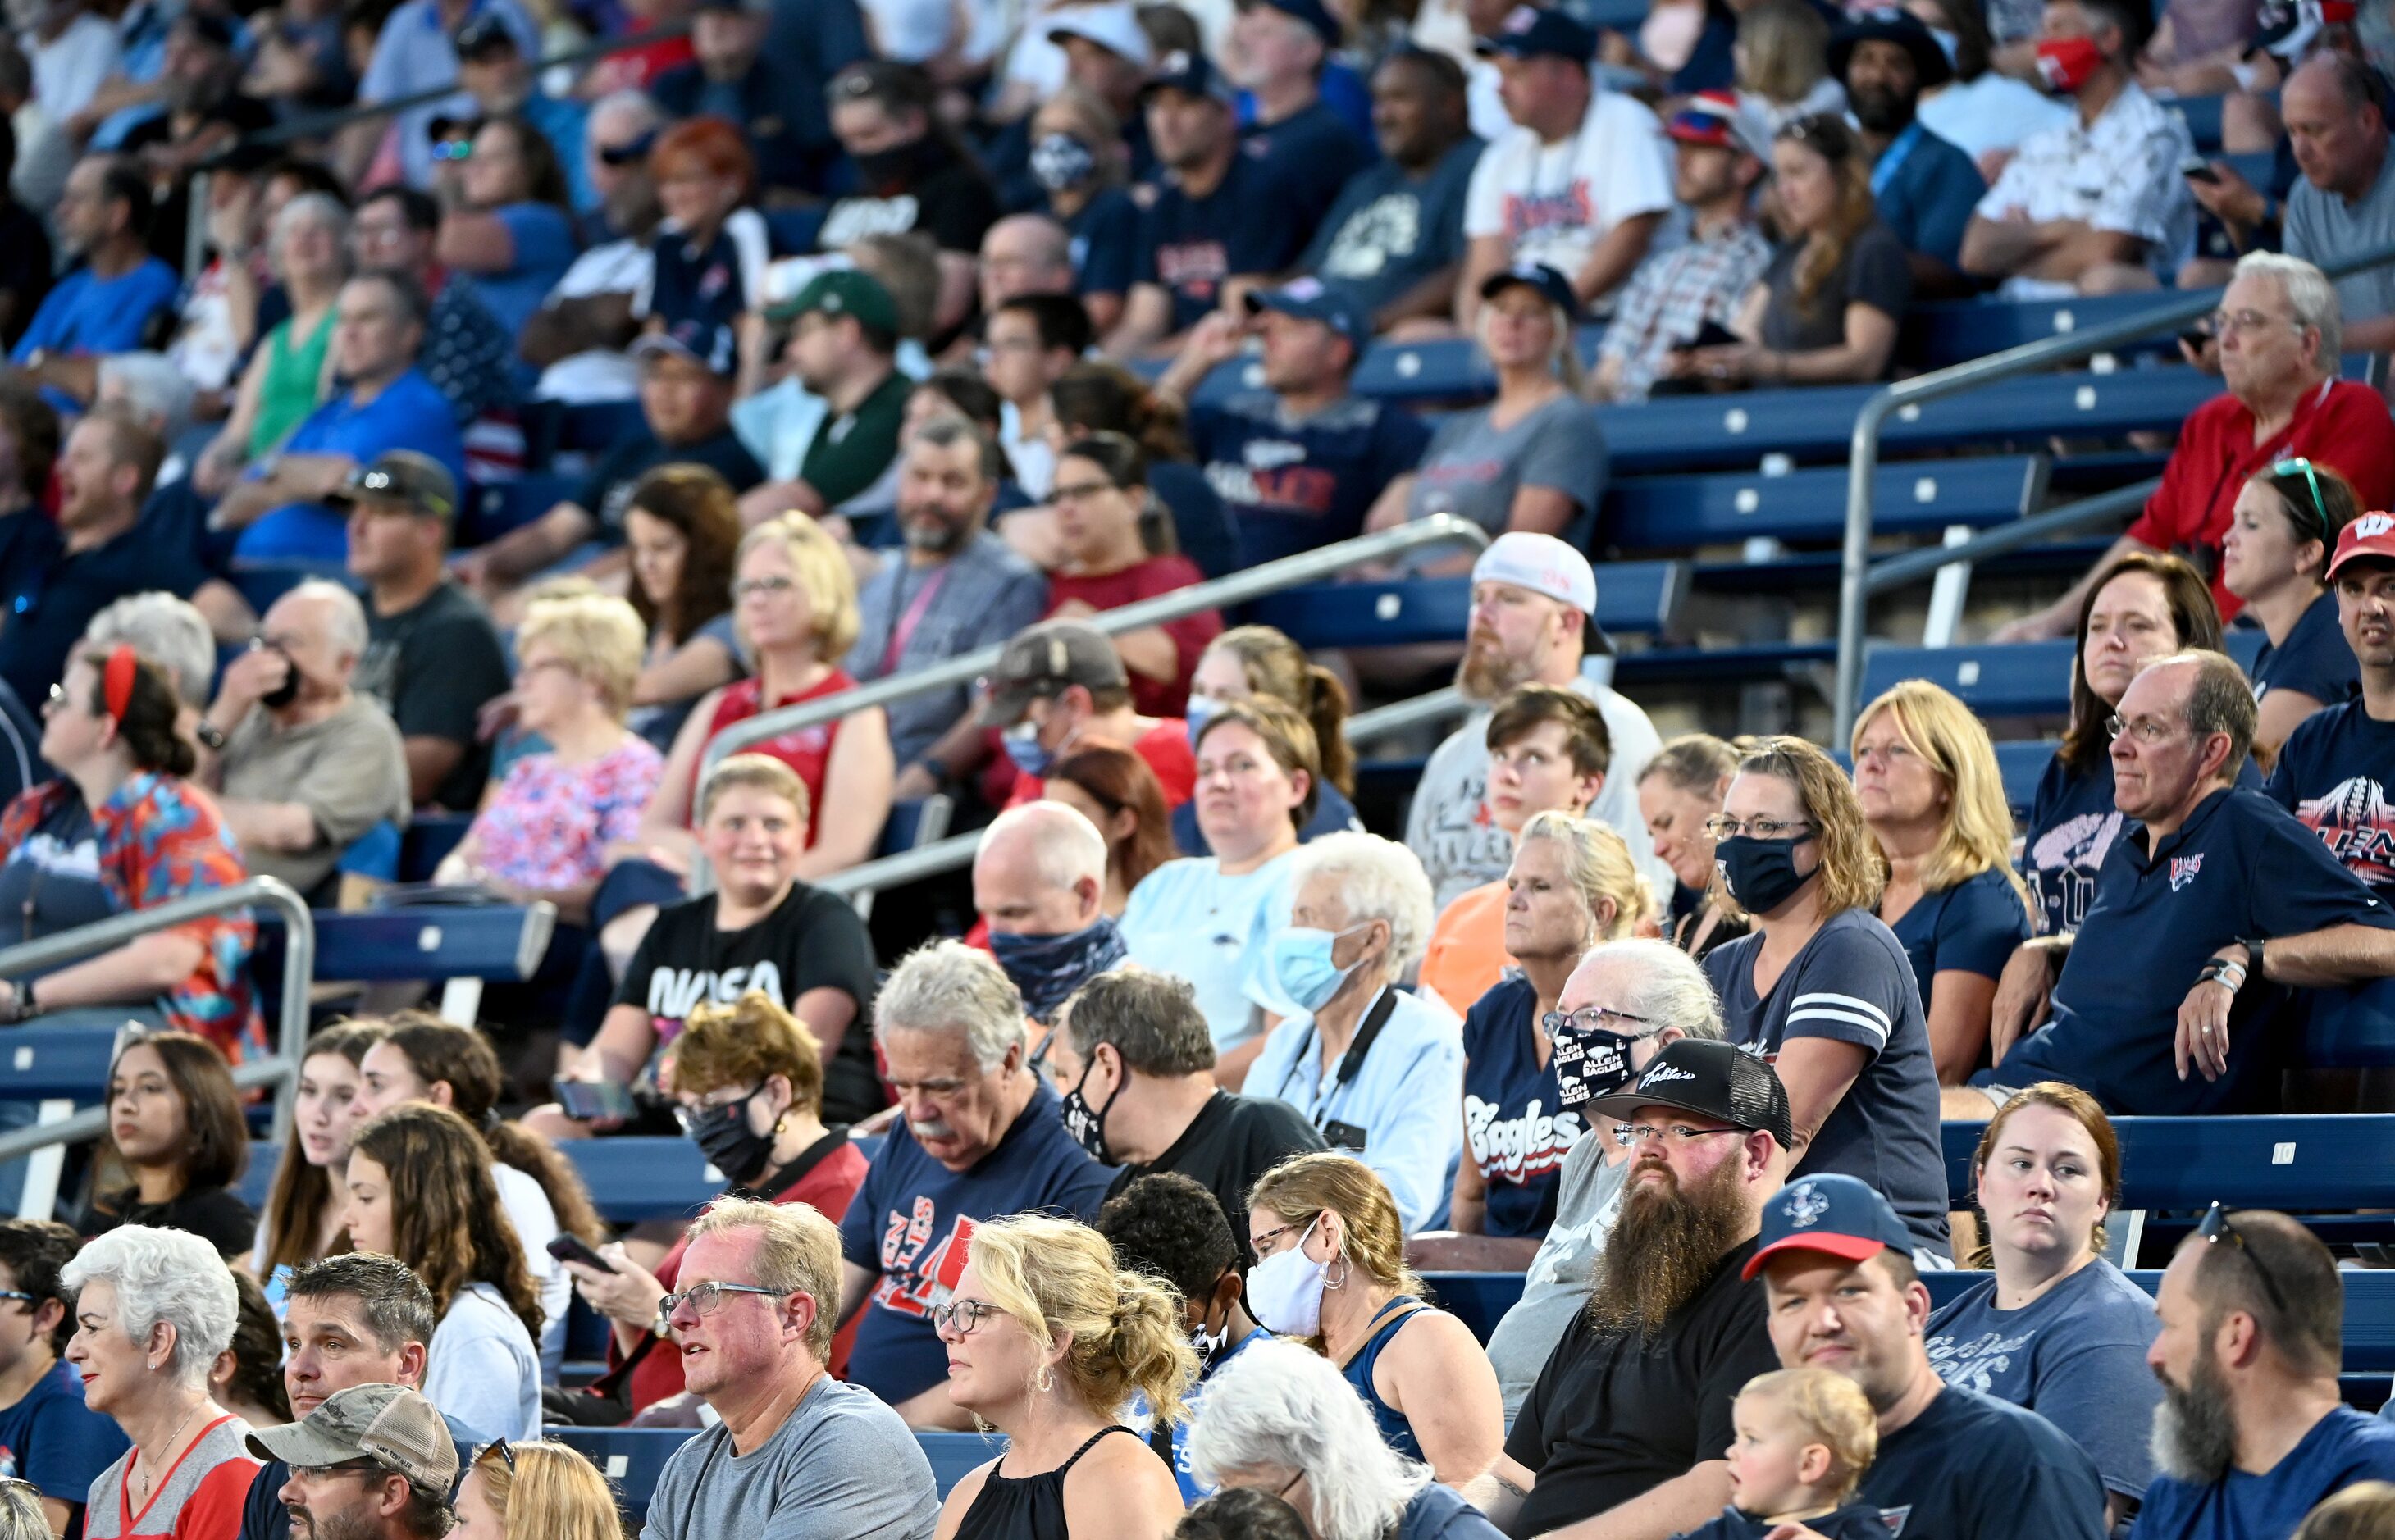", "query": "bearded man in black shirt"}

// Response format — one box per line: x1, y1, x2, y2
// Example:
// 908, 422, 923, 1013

1465, 1040, 1791, 1540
